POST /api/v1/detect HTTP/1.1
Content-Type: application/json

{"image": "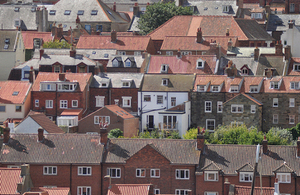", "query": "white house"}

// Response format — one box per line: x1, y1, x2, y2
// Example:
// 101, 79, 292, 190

281, 21, 300, 57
